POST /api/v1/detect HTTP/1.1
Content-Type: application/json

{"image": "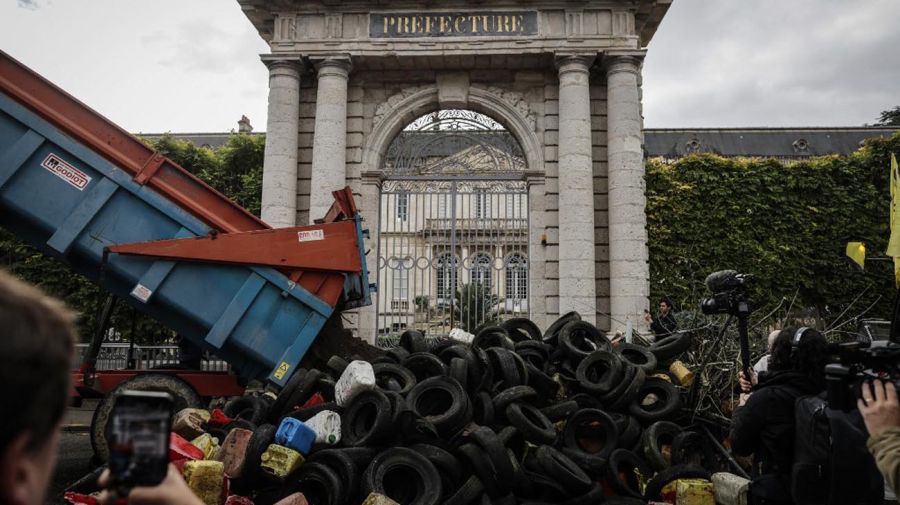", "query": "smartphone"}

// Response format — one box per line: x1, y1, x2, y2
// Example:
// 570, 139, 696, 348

106, 390, 174, 490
